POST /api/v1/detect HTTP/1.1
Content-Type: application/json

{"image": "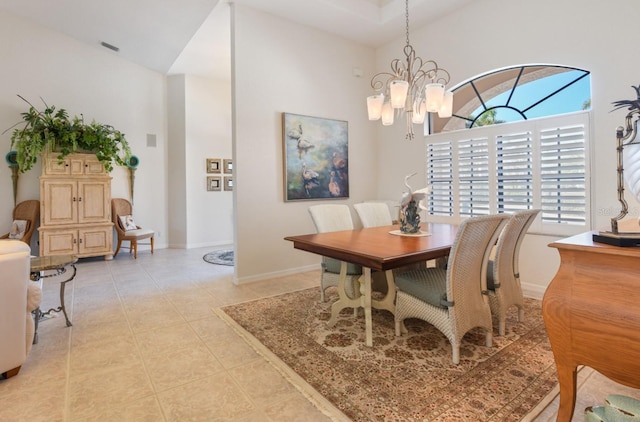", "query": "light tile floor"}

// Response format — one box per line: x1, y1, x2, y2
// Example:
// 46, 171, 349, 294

0, 247, 638, 421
